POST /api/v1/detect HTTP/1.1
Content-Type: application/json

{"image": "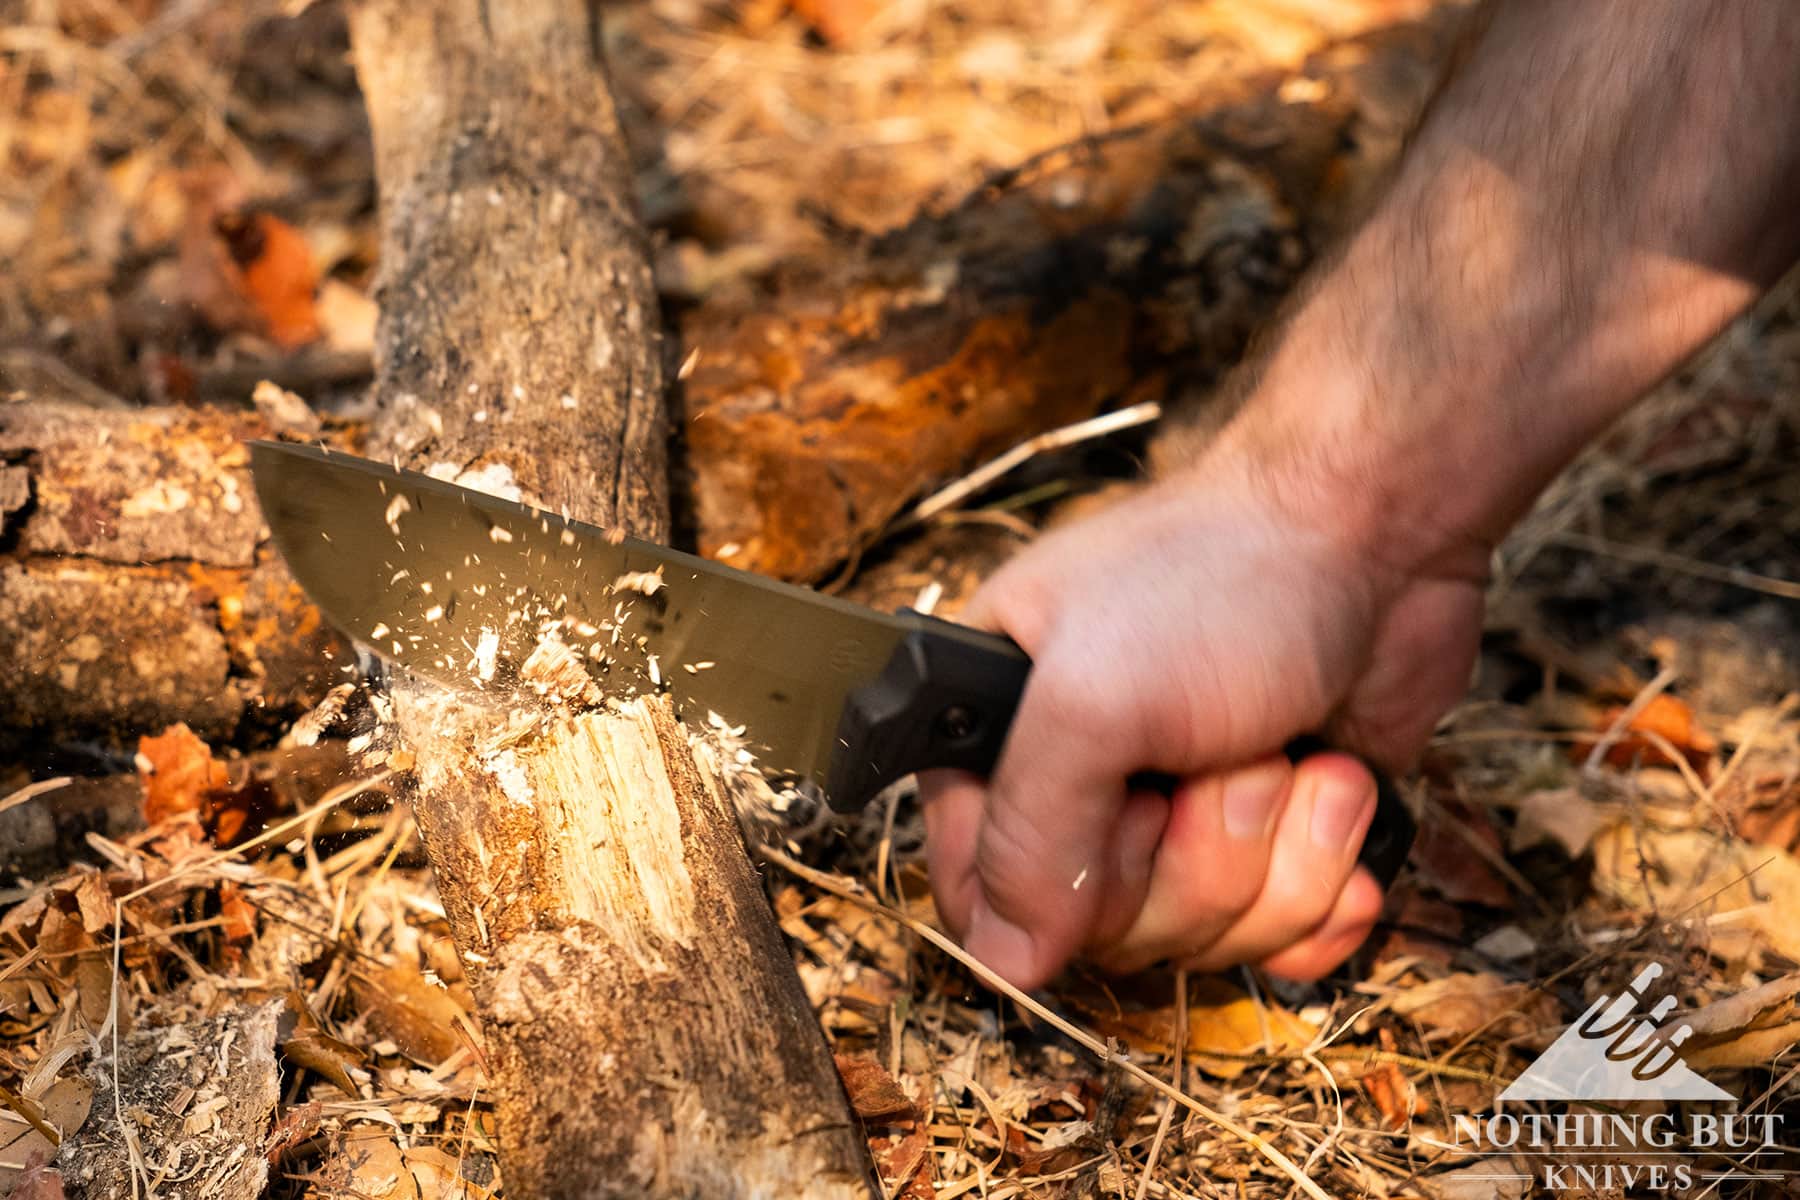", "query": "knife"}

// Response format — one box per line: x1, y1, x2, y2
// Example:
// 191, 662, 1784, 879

250, 440, 1414, 887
